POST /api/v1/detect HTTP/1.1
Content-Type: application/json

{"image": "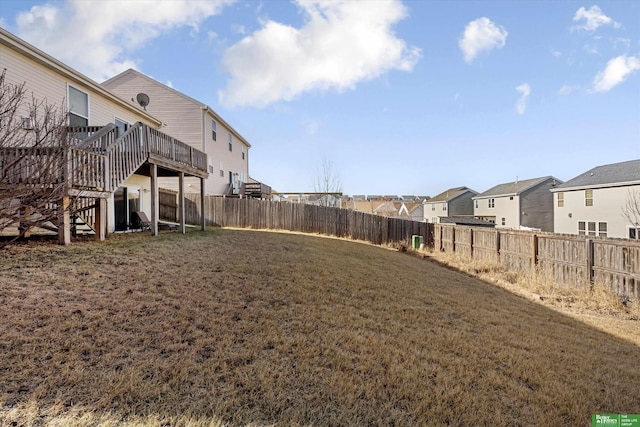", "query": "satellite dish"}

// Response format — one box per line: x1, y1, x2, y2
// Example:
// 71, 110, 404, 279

136, 93, 150, 110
